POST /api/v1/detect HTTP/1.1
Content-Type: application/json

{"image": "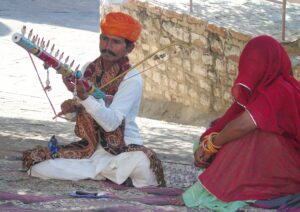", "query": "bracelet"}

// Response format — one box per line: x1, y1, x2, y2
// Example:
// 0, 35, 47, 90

202, 132, 221, 154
